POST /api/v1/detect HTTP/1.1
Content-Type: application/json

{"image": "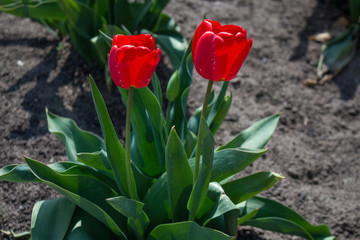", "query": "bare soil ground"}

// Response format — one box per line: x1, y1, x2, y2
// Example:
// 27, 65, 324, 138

1, 0, 359, 239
